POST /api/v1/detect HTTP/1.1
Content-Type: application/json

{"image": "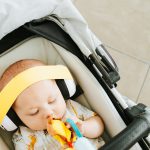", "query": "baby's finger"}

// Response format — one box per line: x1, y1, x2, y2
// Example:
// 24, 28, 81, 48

65, 123, 71, 129
76, 121, 84, 135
